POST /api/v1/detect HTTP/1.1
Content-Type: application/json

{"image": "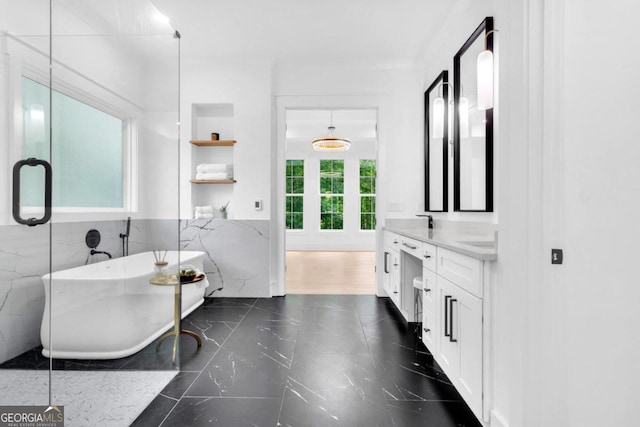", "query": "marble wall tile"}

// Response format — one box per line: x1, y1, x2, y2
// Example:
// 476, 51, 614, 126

179, 219, 270, 298
0, 218, 271, 364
